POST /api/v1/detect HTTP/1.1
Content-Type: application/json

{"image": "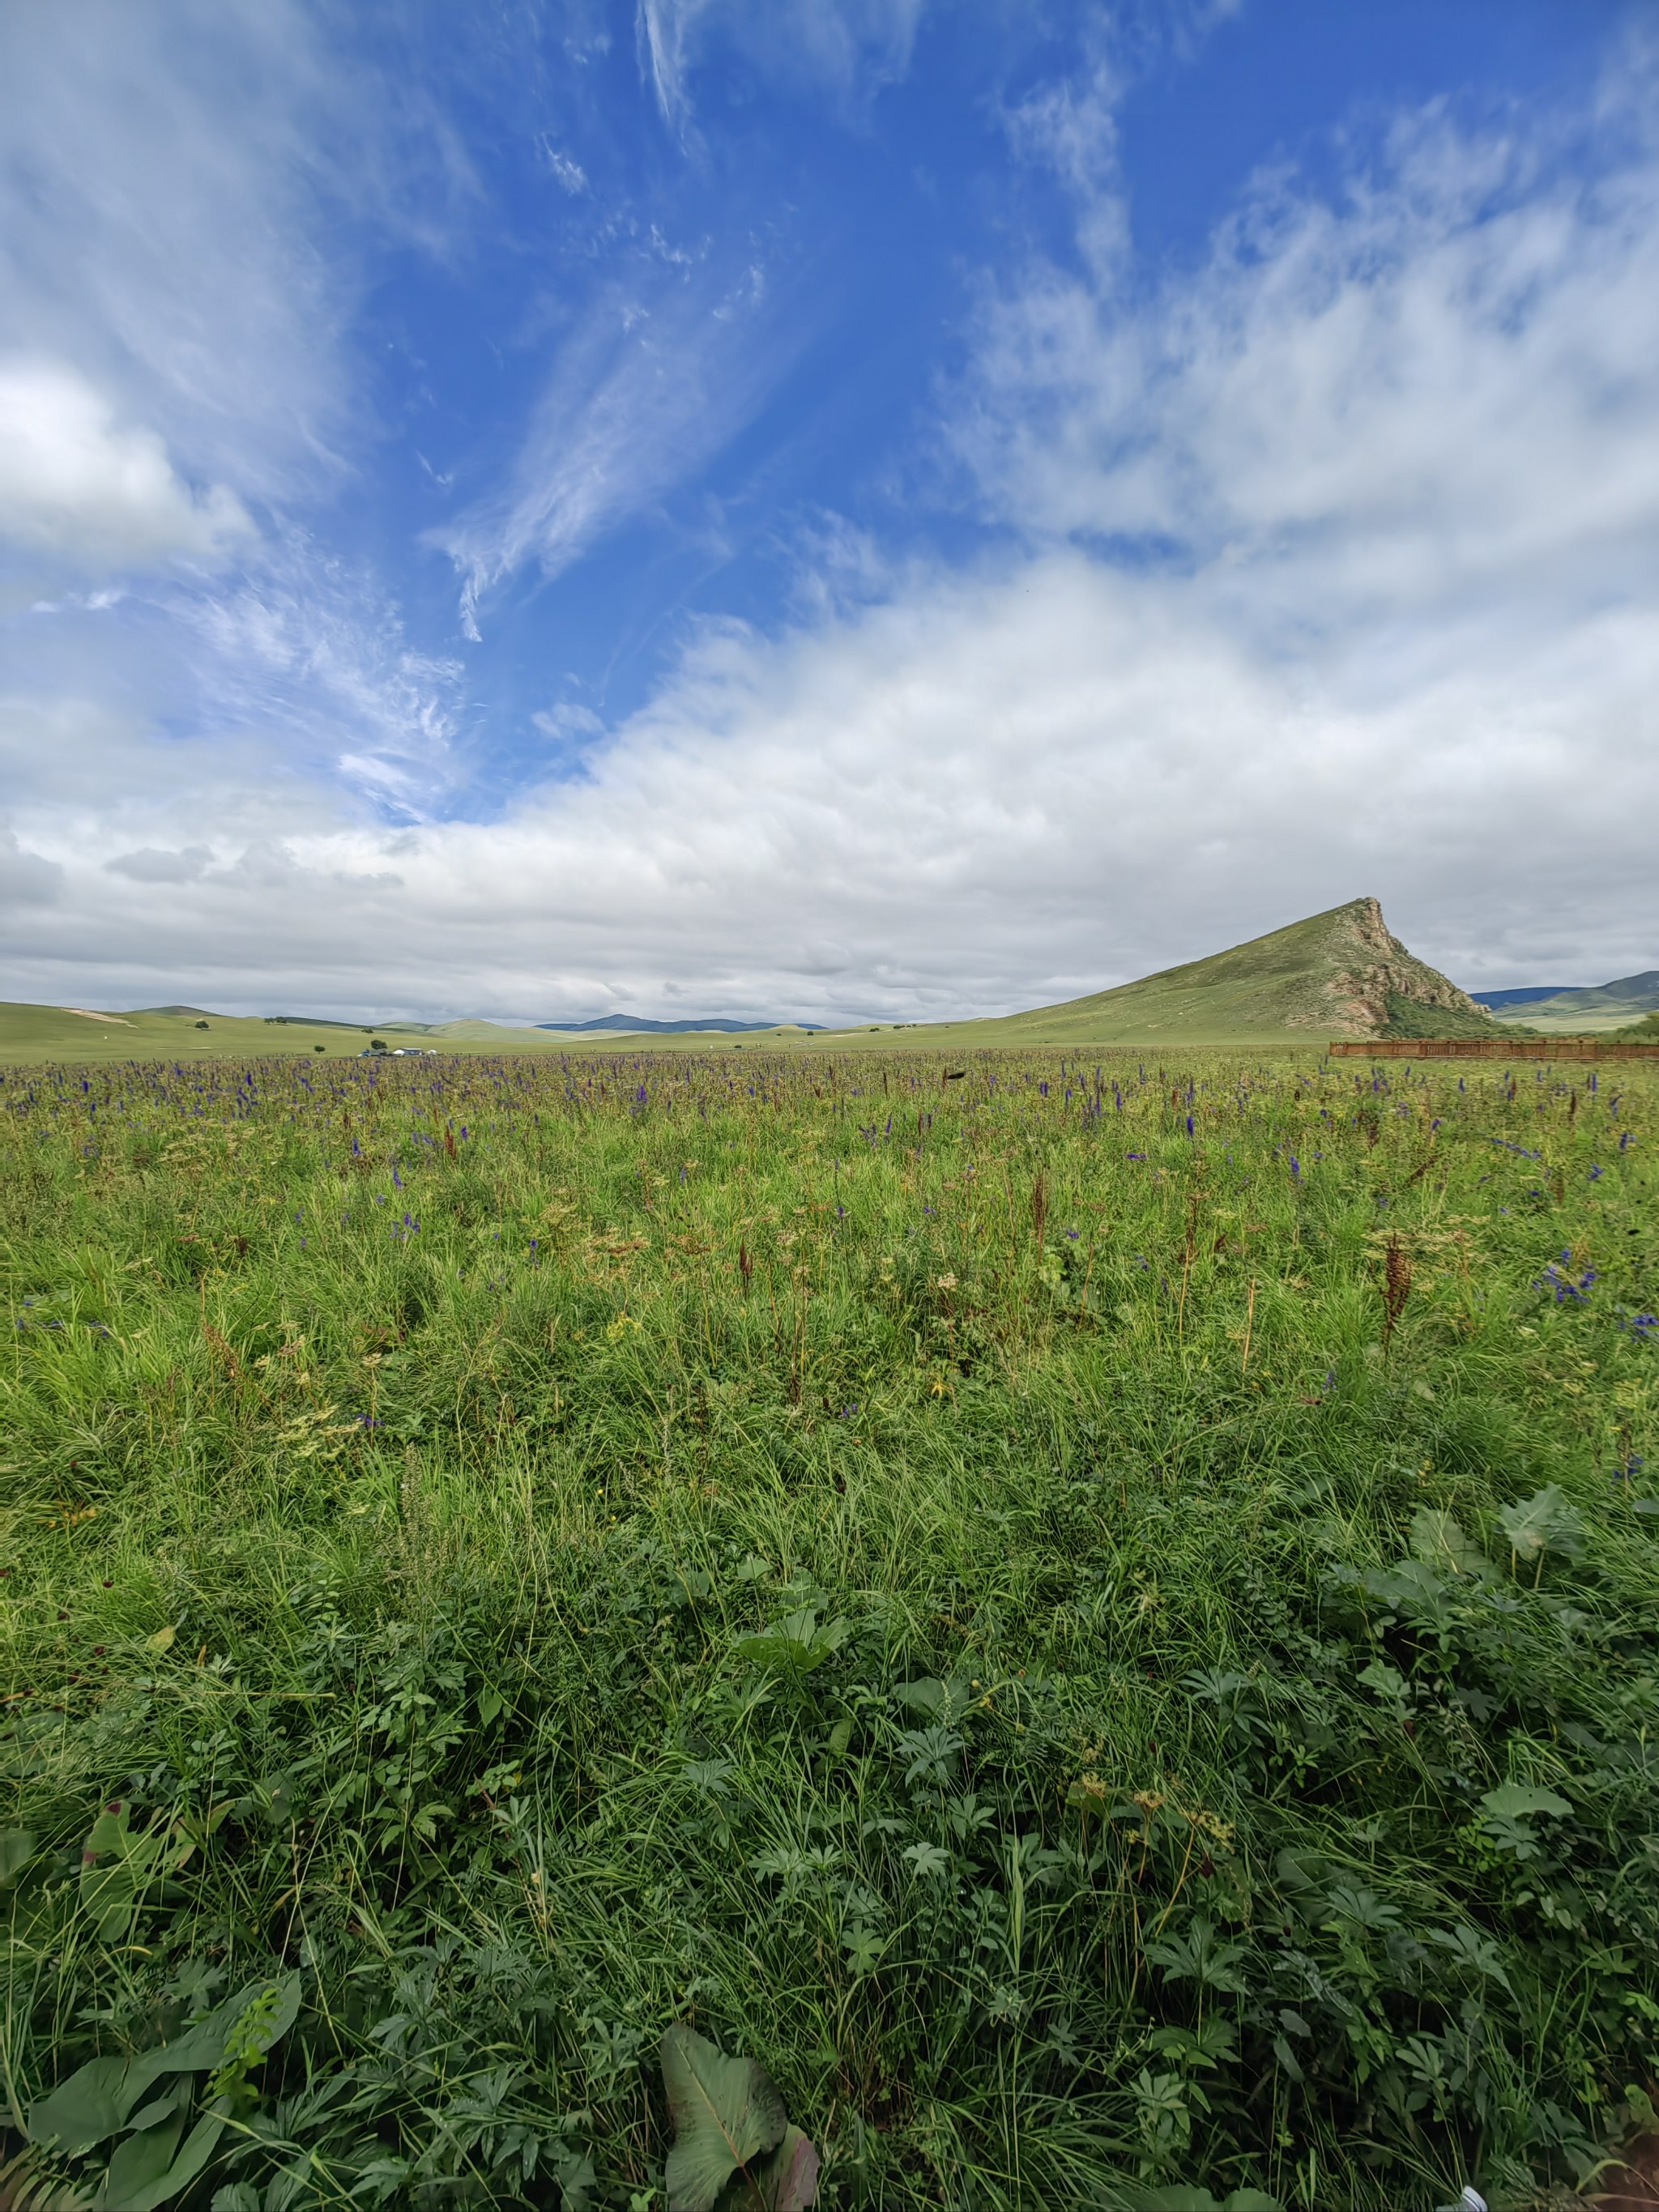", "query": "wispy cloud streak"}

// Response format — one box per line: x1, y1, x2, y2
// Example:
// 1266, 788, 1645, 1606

637, 0, 926, 128
438, 263, 782, 637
